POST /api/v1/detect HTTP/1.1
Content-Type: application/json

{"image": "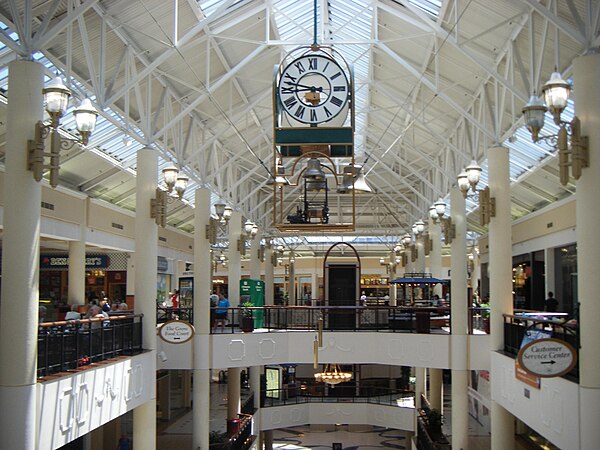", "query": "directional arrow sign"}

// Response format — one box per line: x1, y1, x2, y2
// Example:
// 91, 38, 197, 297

517, 338, 577, 378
